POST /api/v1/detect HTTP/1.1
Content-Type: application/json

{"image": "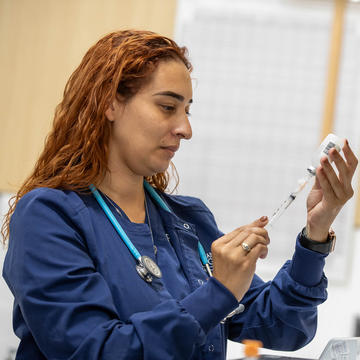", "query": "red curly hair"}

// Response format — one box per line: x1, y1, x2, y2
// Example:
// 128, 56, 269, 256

2, 30, 192, 243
